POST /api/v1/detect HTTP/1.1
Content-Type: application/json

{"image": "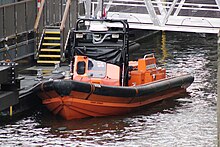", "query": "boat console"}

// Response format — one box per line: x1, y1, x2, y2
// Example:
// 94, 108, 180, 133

72, 55, 120, 86
128, 54, 166, 86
